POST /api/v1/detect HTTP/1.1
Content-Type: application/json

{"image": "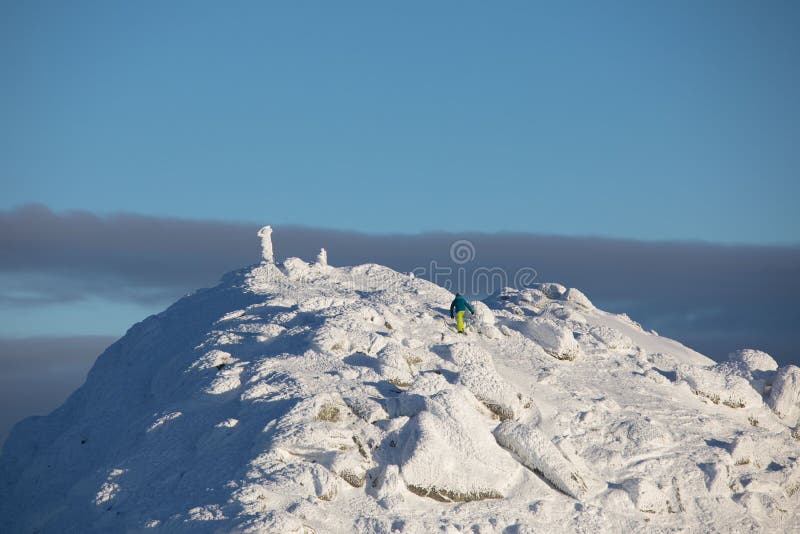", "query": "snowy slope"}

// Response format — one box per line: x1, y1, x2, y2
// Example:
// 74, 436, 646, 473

2, 246, 799, 533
